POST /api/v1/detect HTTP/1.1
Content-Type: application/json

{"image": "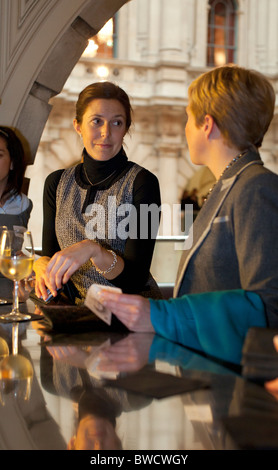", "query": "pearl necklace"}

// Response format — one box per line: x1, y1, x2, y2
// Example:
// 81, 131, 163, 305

83, 165, 116, 186
204, 151, 247, 203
